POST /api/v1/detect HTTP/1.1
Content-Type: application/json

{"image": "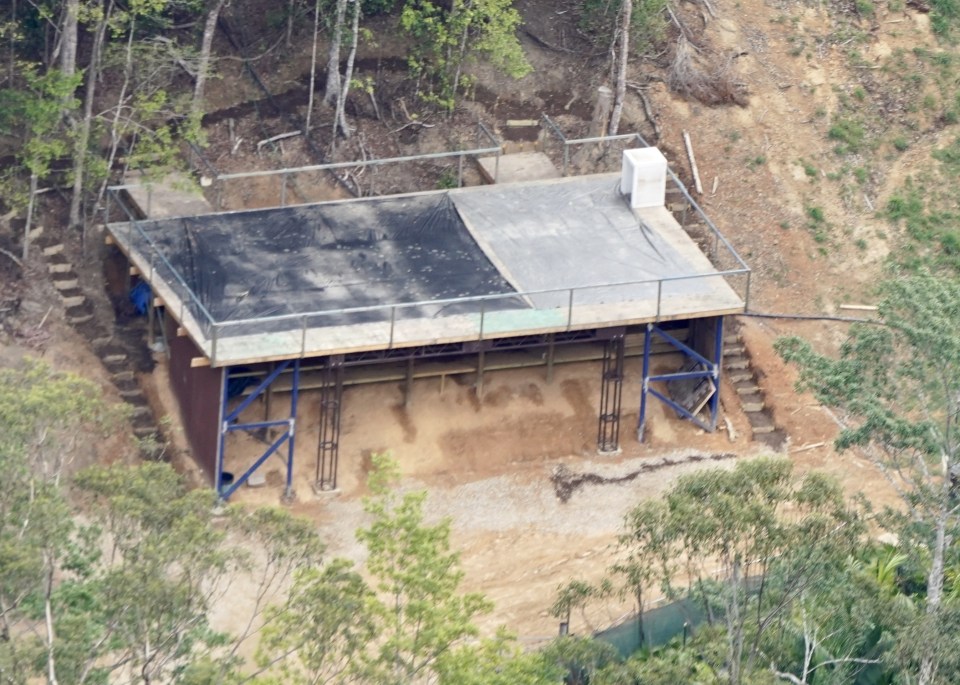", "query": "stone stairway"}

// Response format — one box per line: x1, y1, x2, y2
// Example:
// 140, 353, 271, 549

32, 227, 160, 441
723, 320, 786, 450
